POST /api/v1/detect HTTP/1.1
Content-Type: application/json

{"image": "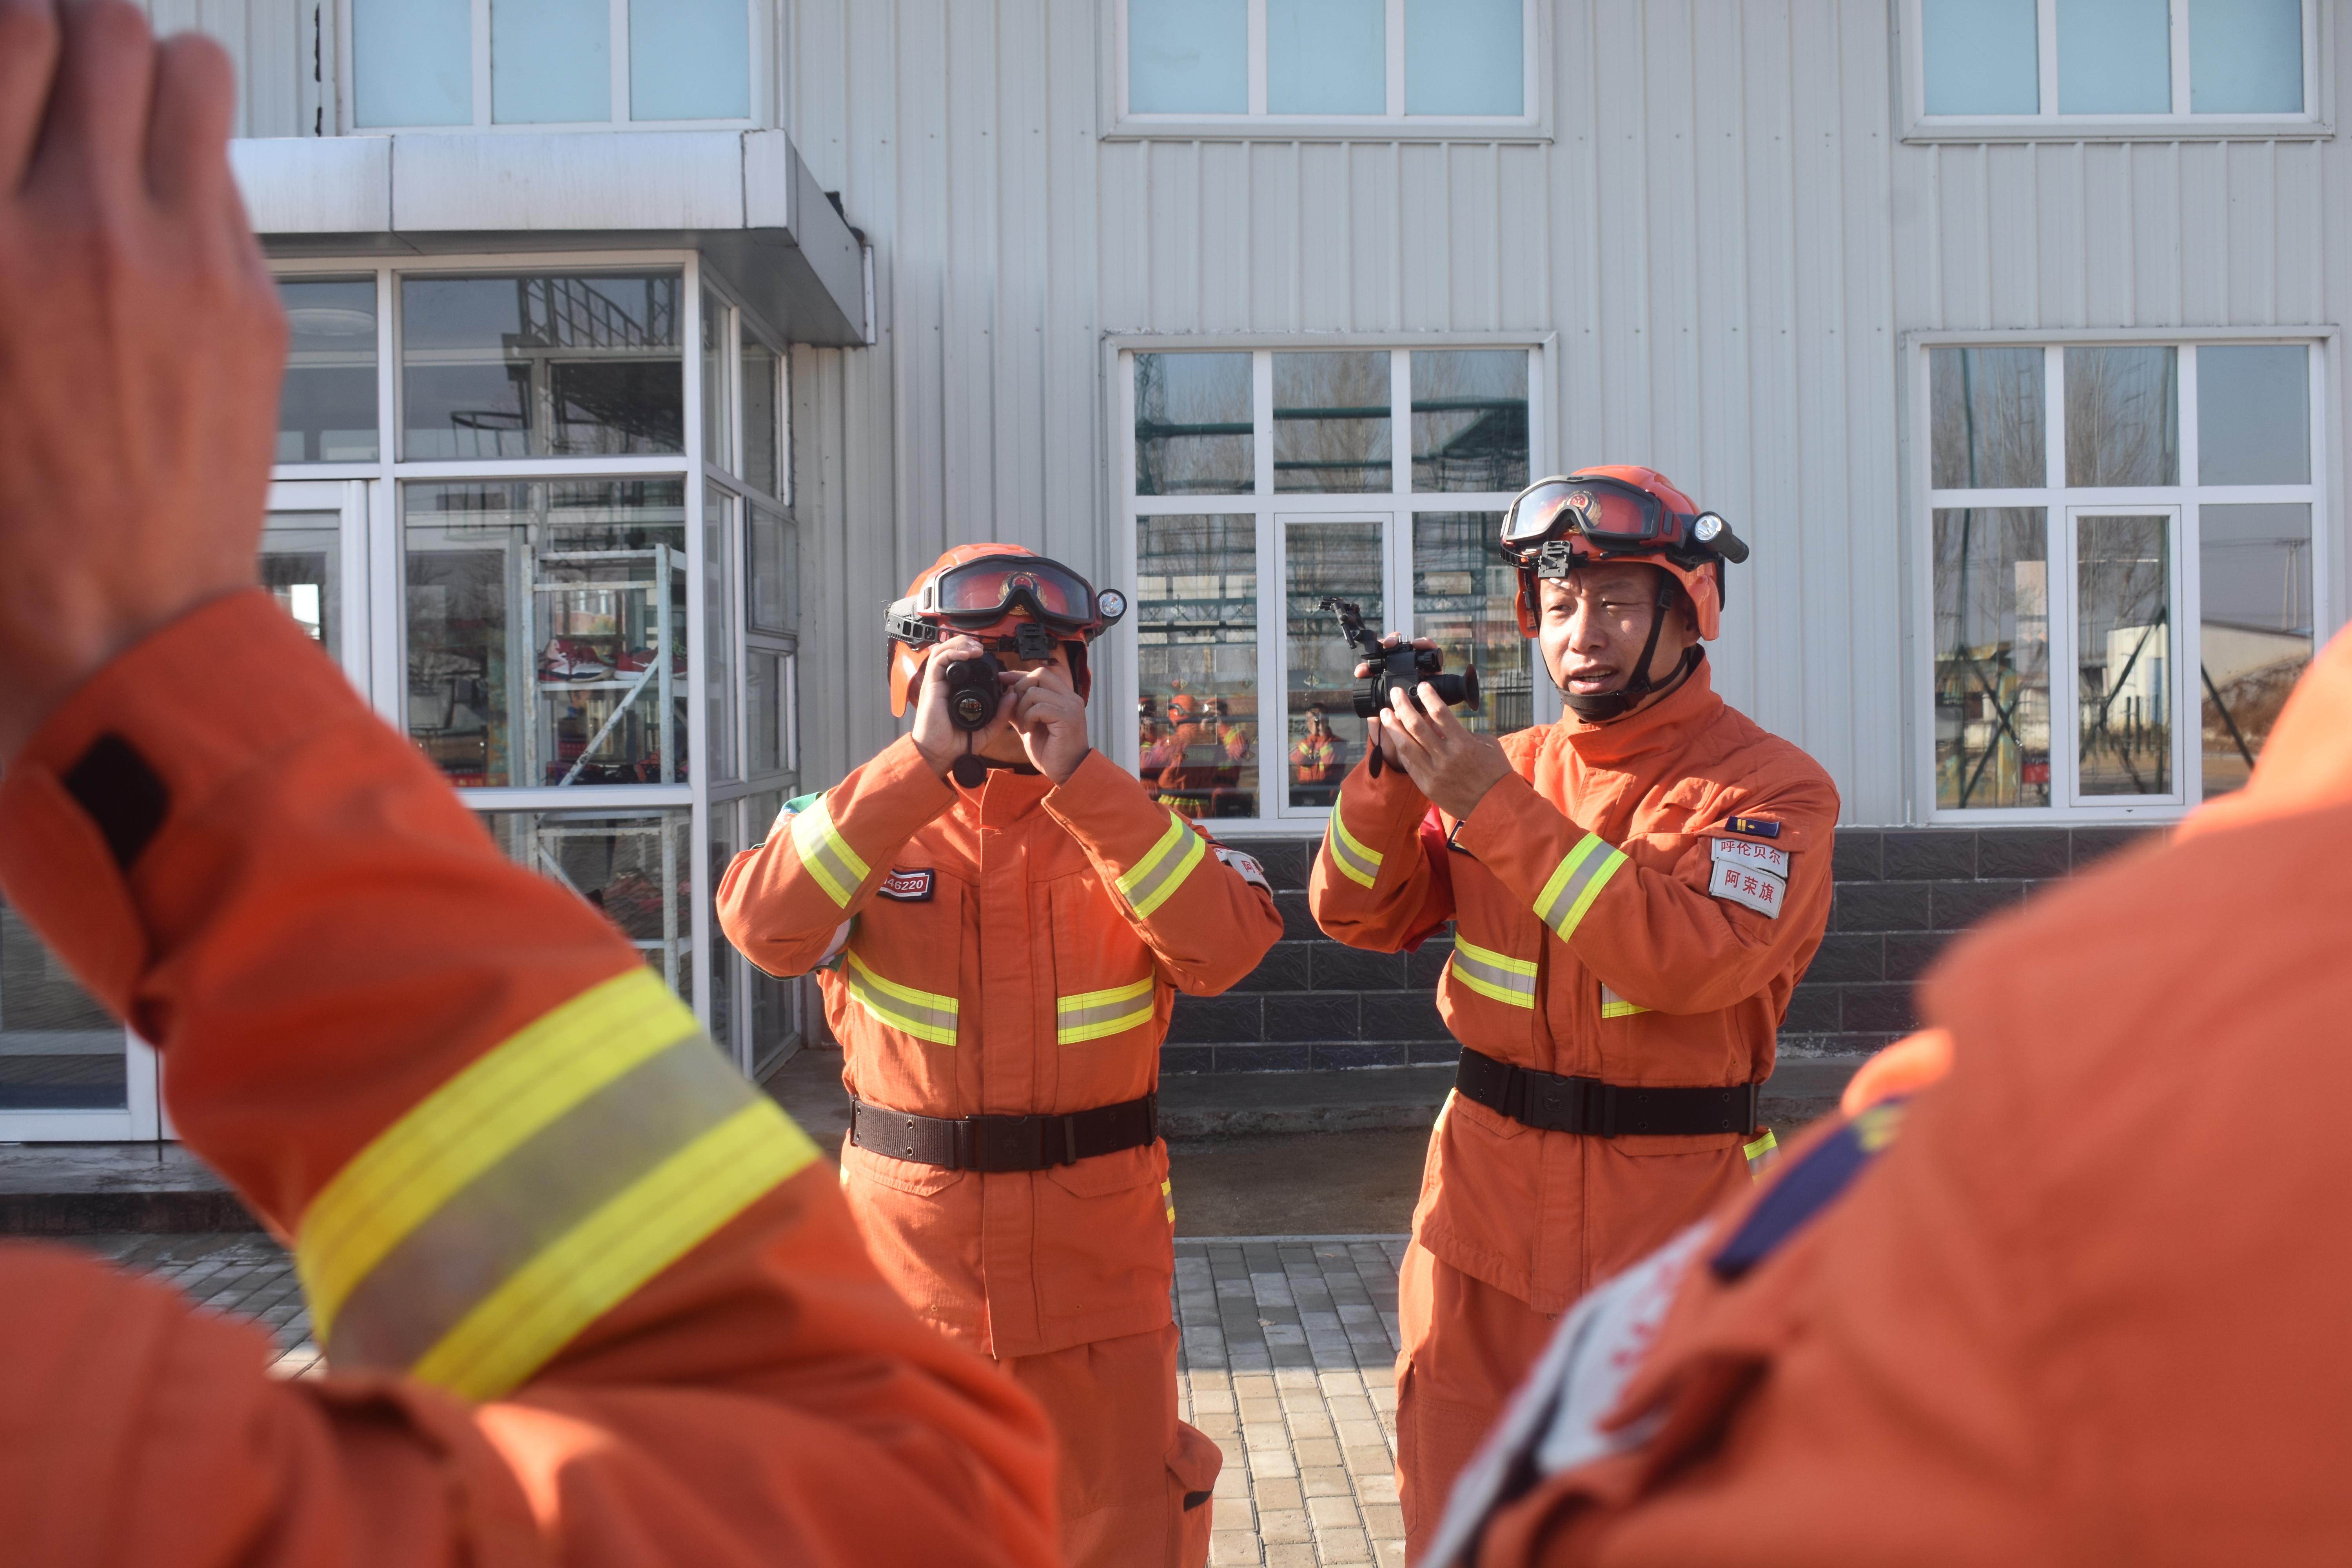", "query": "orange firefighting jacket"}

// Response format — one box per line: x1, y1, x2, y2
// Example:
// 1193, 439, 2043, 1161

1458, 628, 2352, 1567
716, 741, 1283, 1359
0, 592, 1055, 1568
1309, 659, 1838, 1311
